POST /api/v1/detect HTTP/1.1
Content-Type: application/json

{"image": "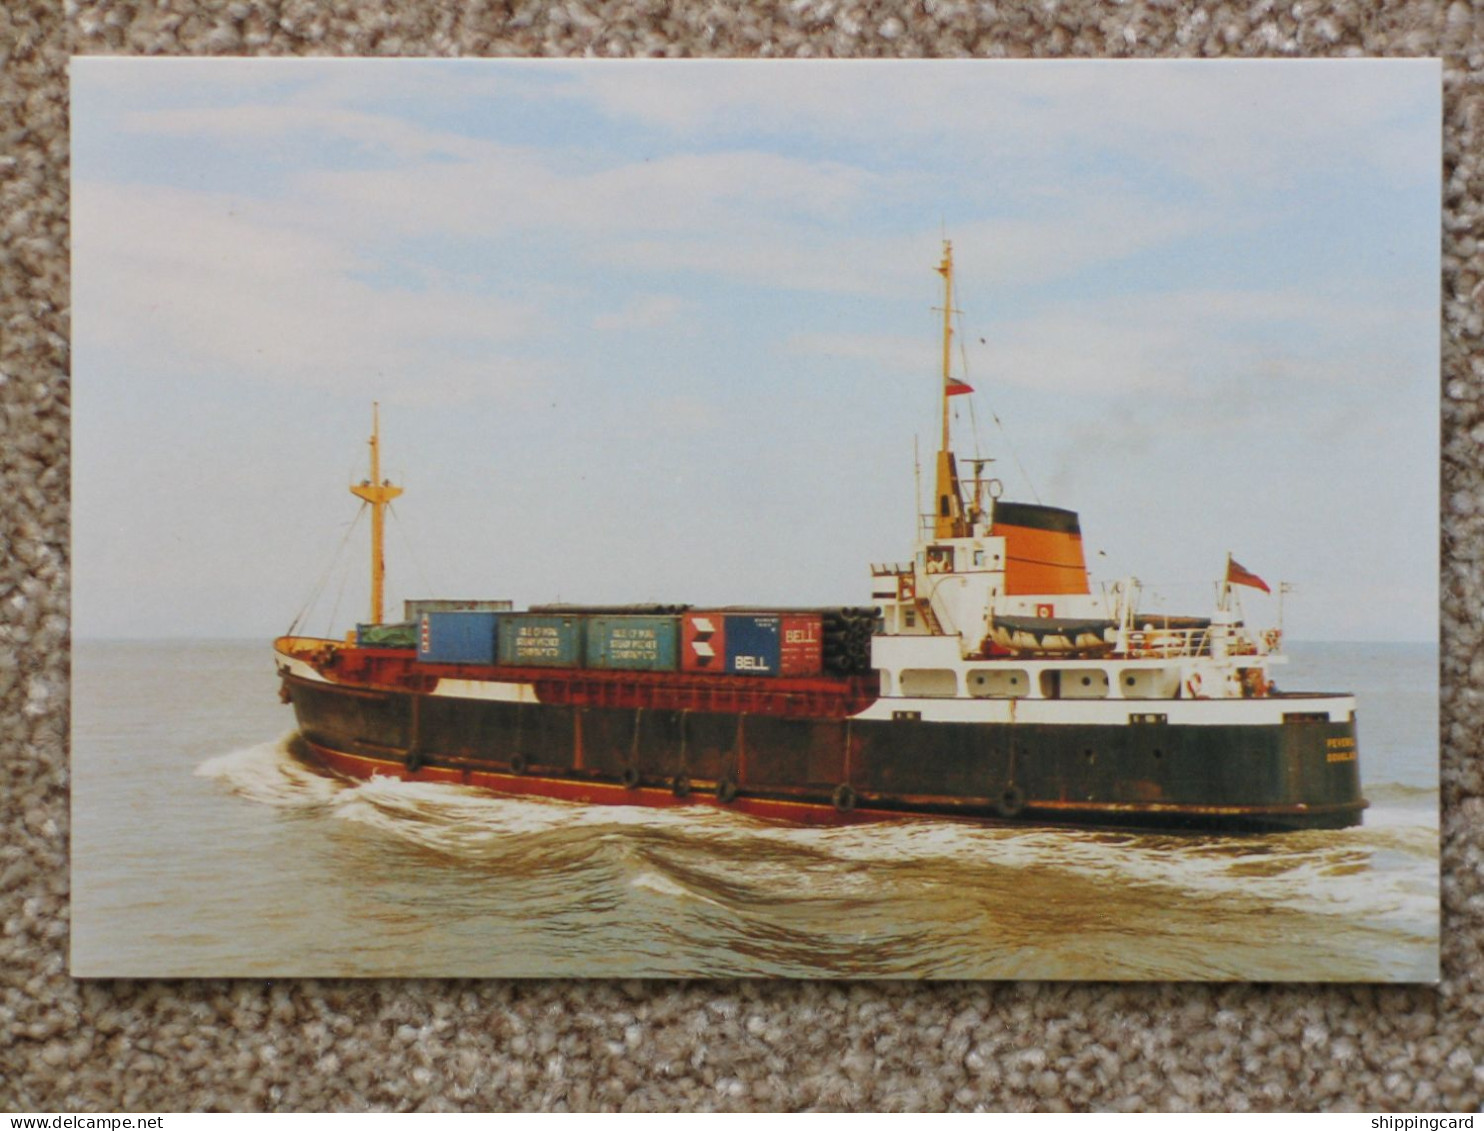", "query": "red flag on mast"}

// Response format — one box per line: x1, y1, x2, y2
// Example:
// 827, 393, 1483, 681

1226, 556, 1271, 594
946, 377, 974, 396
